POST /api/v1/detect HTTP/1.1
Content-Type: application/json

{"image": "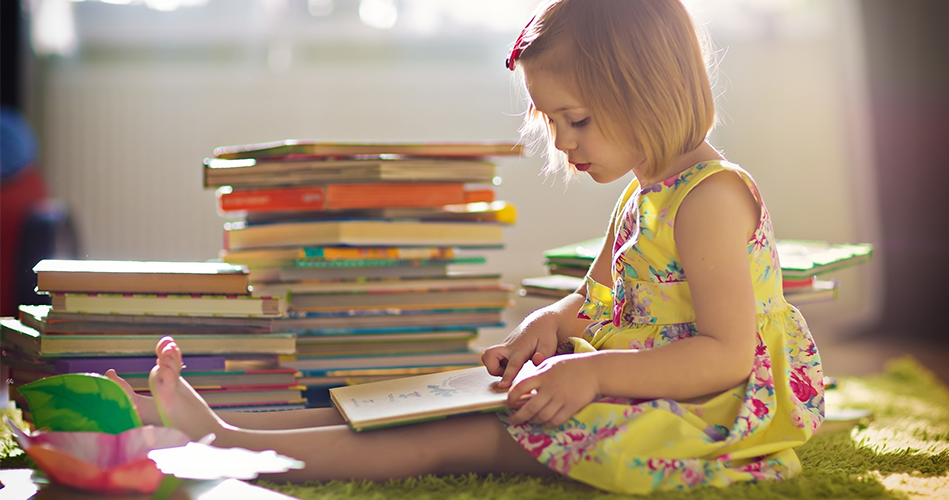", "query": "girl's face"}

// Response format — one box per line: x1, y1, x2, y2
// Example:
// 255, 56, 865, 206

524, 67, 645, 184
